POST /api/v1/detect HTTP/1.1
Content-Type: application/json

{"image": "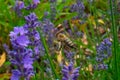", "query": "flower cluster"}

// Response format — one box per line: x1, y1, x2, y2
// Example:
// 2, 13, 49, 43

49, 0, 57, 20
14, 1, 25, 10
64, 50, 75, 62
42, 11, 49, 20
24, 13, 45, 58
14, 1, 25, 16
94, 38, 112, 70
4, 12, 44, 79
41, 19, 54, 47
4, 27, 34, 80
9, 27, 29, 48
14, 0, 40, 16
70, 0, 85, 18
26, 0, 40, 10
62, 62, 80, 80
